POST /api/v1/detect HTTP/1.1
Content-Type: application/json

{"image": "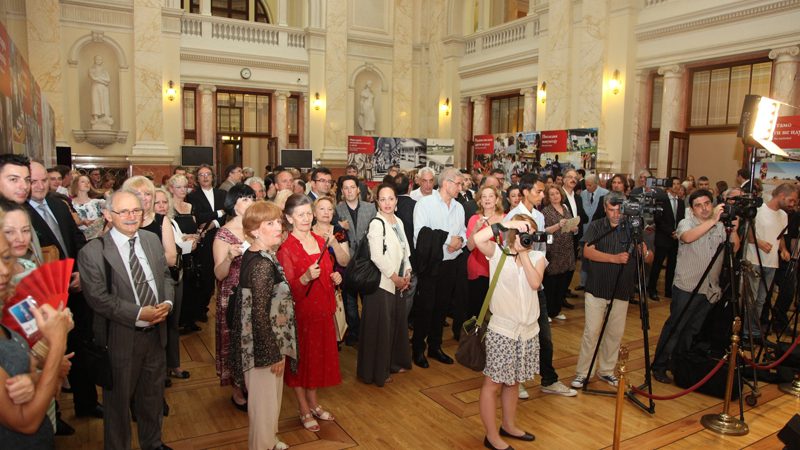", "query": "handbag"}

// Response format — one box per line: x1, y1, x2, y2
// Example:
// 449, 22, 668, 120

333, 288, 347, 341
455, 250, 508, 372
344, 217, 386, 295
